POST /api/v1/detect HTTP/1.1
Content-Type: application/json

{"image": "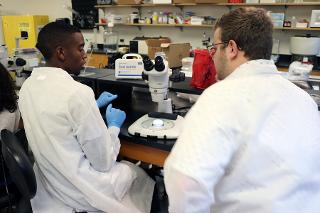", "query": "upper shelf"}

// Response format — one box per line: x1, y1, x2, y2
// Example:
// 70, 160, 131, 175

97, 23, 213, 27
96, 23, 320, 31
95, 2, 320, 8
274, 27, 320, 31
